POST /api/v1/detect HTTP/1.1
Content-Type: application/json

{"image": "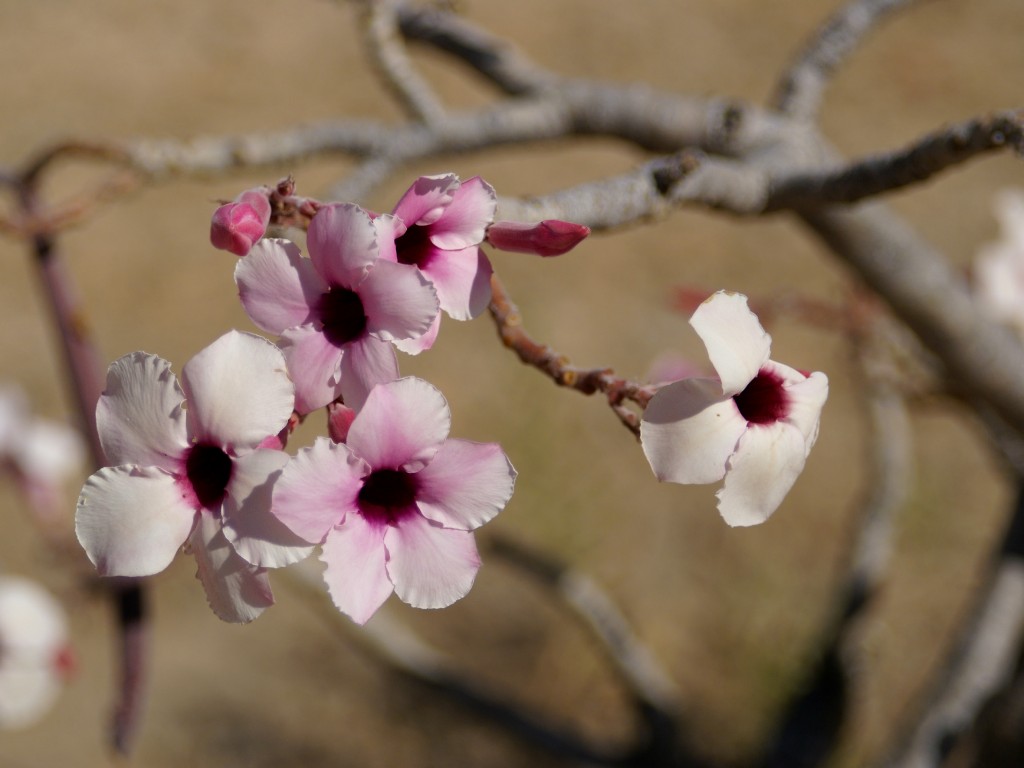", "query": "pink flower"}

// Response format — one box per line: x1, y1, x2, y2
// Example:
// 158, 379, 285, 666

640, 291, 828, 527
210, 188, 272, 257
375, 174, 497, 354
75, 331, 312, 623
485, 219, 590, 257
270, 377, 516, 624
973, 189, 1024, 337
0, 576, 73, 729
235, 203, 439, 413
